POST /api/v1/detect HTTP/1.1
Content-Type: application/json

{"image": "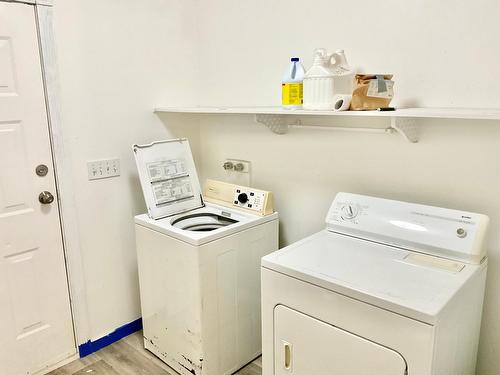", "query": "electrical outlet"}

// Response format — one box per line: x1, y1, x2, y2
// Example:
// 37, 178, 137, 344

87, 158, 120, 180
223, 159, 250, 173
